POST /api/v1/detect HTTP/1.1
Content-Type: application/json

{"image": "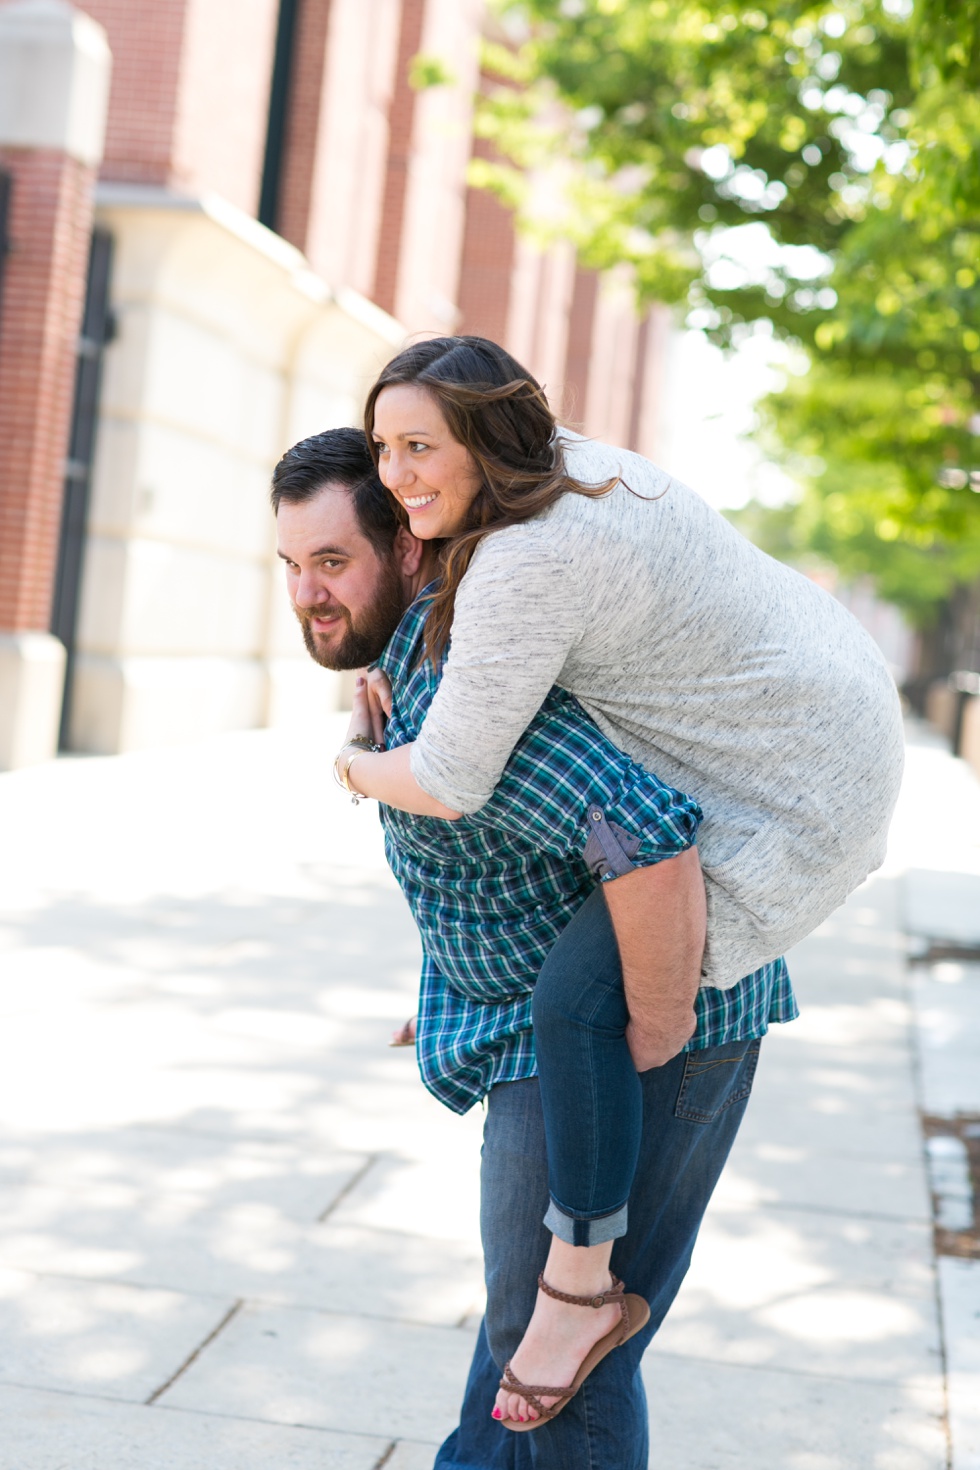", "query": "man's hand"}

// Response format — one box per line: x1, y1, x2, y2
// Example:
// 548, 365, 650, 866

389, 1016, 417, 1048
345, 669, 391, 749
336, 675, 462, 819
602, 846, 706, 1072
366, 666, 392, 723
